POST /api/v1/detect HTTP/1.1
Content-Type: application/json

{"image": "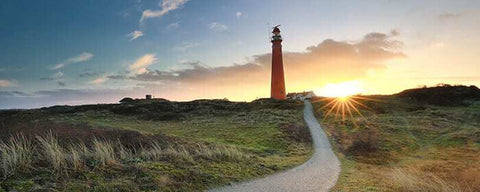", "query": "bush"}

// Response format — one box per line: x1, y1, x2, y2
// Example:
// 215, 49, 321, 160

280, 124, 312, 144
119, 97, 134, 104
347, 128, 379, 156
396, 85, 480, 106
